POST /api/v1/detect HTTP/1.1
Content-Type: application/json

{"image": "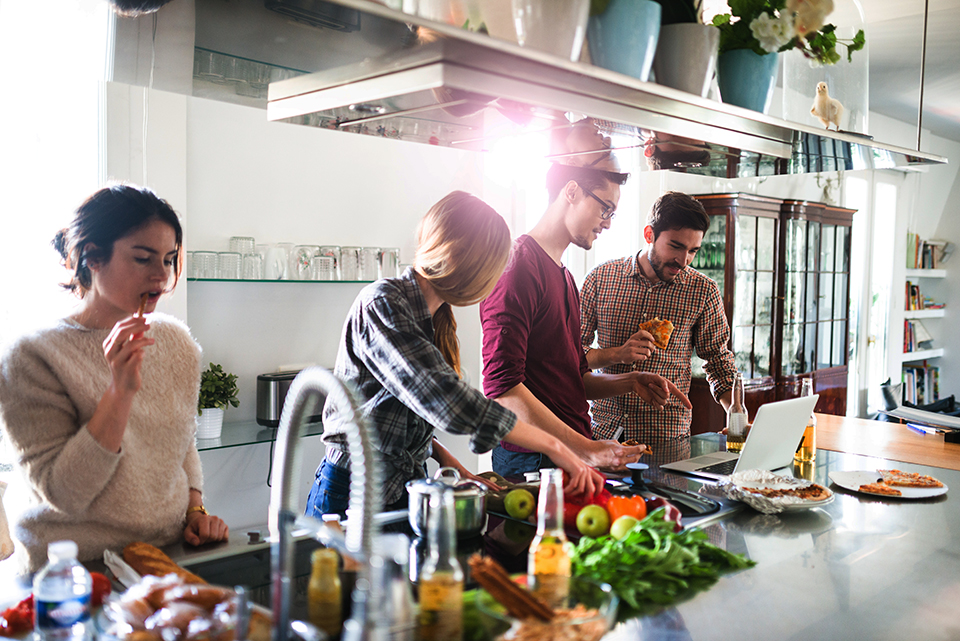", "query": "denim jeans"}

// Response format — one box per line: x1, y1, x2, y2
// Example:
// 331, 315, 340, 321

305, 458, 412, 520
491, 445, 555, 479
305, 458, 351, 518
